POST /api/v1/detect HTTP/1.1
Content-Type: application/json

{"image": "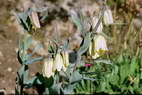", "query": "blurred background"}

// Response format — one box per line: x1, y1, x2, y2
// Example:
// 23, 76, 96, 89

0, 0, 142, 94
